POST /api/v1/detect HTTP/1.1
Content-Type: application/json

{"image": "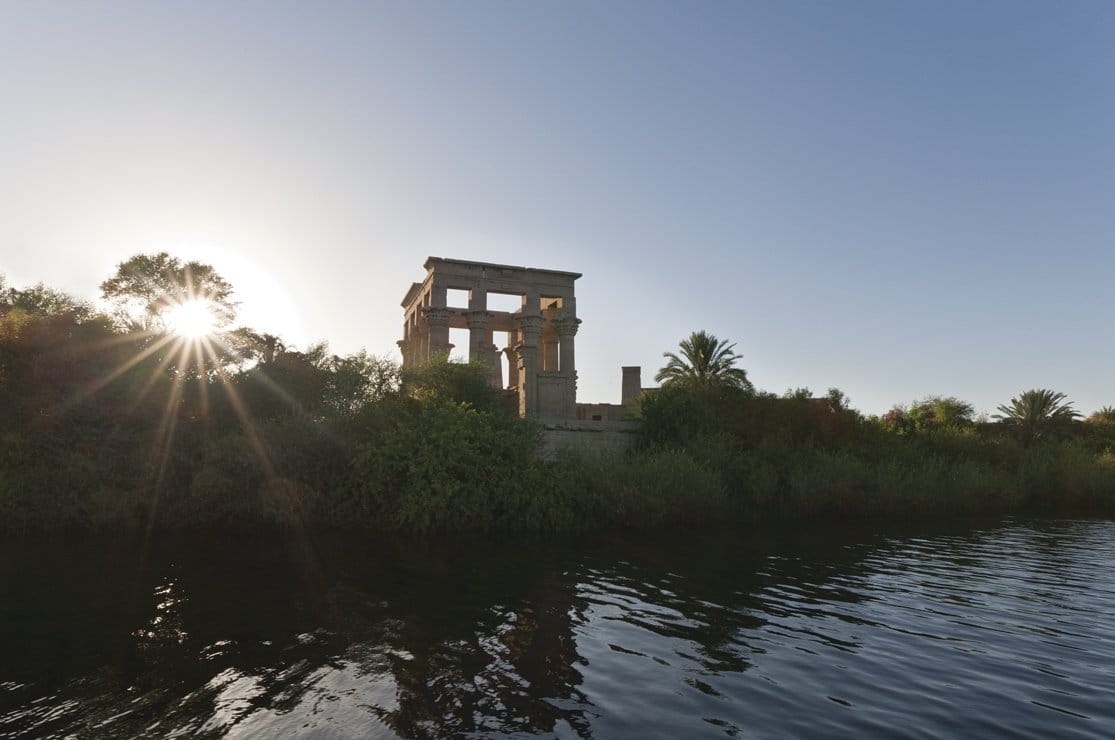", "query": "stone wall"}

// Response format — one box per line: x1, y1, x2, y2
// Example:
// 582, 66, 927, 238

575, 402, 628, 422
539, 421, 640, 460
